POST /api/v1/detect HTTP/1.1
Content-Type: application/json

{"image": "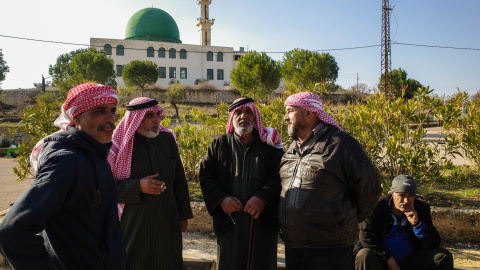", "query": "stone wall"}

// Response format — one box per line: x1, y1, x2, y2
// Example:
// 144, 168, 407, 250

2, 87, 241, 106
142, 87, 241, 105
188, 202, 480, 243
